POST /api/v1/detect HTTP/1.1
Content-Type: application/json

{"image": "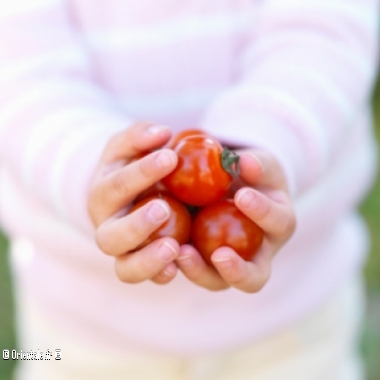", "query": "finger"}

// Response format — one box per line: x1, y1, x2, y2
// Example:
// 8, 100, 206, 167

100, 121, 172, 165
89, 149, 177, 226
235, 188, 296, 239
211, 246, 272, 293
176, 245, 229, 291
96, 200, 171, 255
151, 262, 178, 285
114, 238, 179, 284
238, 151, 287, 191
